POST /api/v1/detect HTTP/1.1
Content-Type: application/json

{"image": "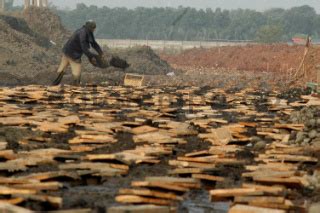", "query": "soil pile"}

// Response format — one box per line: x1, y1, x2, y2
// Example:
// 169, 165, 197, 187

23, 7, 69, 46
74, 46, 177, 86
0, 14, 59, 86
112, 46, 175, 75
